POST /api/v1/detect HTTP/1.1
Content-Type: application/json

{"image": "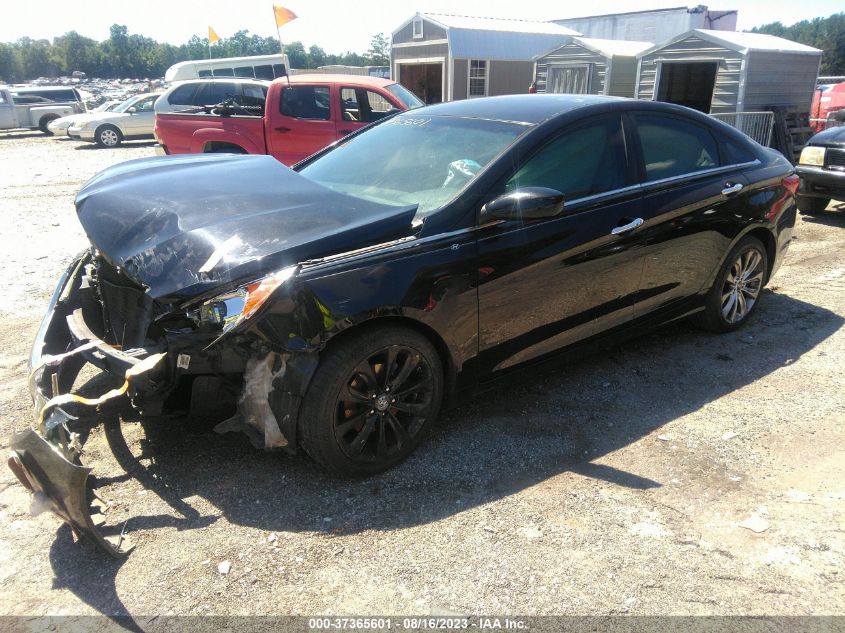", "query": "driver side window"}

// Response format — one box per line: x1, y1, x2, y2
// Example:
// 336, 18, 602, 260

506, 117, 626, 201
